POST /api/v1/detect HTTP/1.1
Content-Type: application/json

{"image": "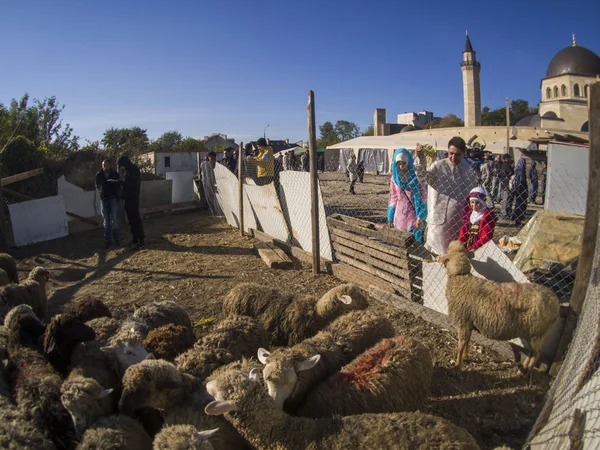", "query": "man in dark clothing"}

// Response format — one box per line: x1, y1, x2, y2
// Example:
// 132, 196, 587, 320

117, 155, 145, 250
221, 147, 237, 175
95, 159, 120, 248
541, 161, 548, 204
